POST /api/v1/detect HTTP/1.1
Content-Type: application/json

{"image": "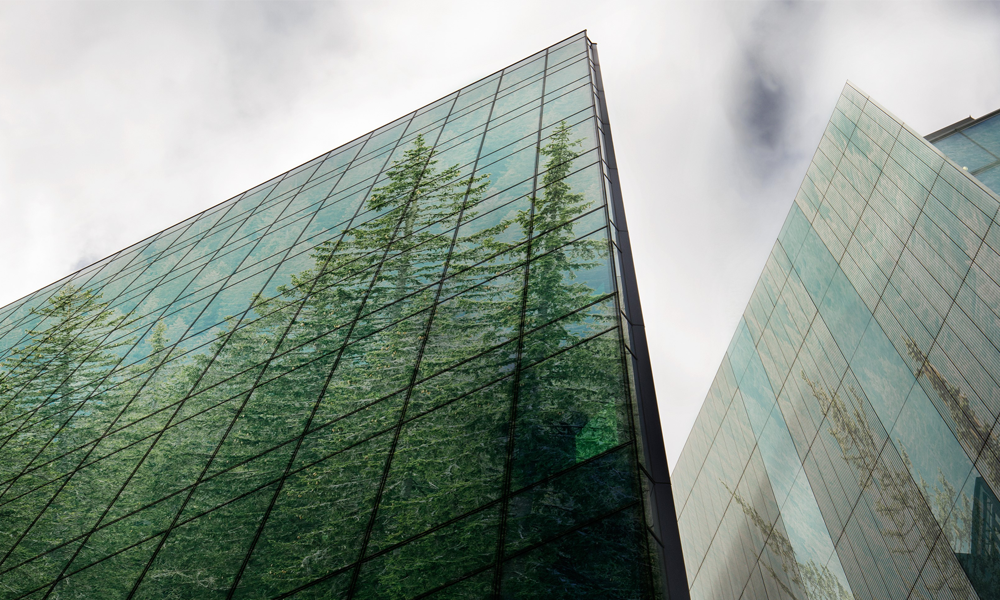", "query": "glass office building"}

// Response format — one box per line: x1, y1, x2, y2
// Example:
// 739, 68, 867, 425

0, 33, 686, 599
673, 82, 1000, 600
